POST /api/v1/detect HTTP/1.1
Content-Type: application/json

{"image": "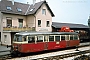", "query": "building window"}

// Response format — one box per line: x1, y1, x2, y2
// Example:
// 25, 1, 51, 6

18, 19, 23, 28
38, 20, 41, 27
42, 9, 46, 15
30, 8, 34, 11
6, 17, 12, 27
6, 6, 12, 10
4, 35, 7, 43
46, 21, 50, 27
17, 8, 22, 12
